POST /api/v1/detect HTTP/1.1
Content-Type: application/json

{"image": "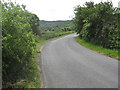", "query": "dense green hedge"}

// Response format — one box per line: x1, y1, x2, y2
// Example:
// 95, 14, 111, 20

73, 1, 120, 49
2, 1, 40, 87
